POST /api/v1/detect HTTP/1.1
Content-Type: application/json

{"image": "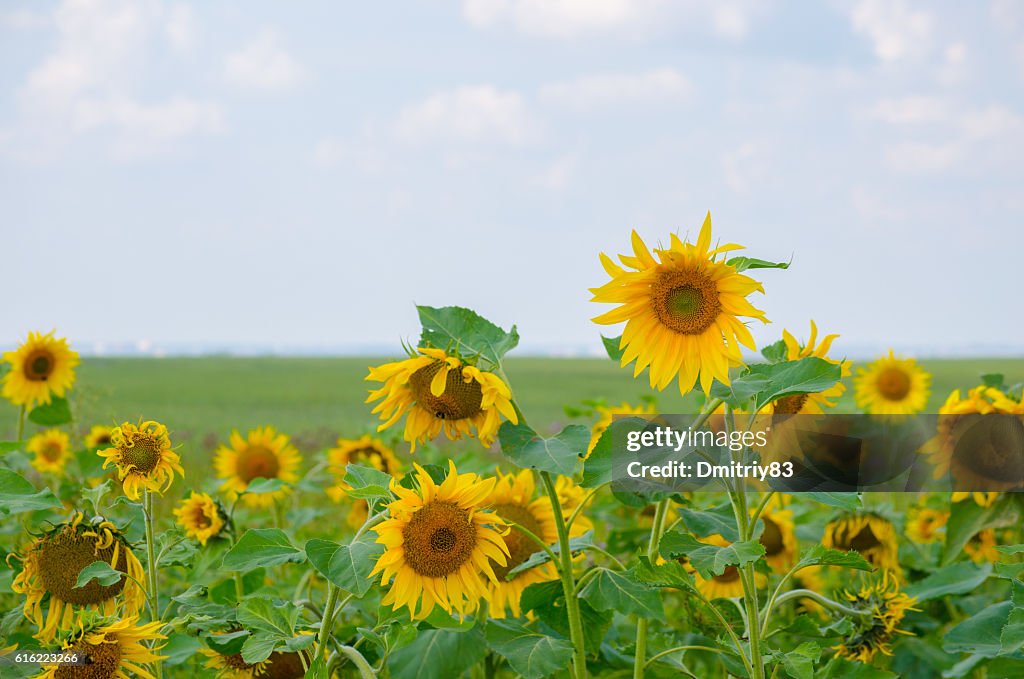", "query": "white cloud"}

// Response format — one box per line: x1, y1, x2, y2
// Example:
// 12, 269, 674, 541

868, 96, 949, 124
884, 141, 960, 172
721, 142, 765, 193
394, 86, 535, 145
1, 8, 49, 30
224, 31, 304, 92
533, 154, 576, 190
960, 105, 1023, 140
540, 68, 691, 110
850, 0, 932, 62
